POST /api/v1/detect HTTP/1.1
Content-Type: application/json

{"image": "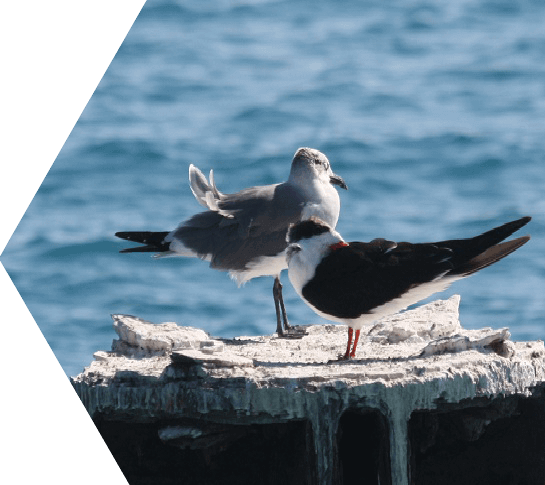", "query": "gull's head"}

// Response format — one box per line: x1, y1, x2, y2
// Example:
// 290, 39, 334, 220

289, 148, 348, 190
